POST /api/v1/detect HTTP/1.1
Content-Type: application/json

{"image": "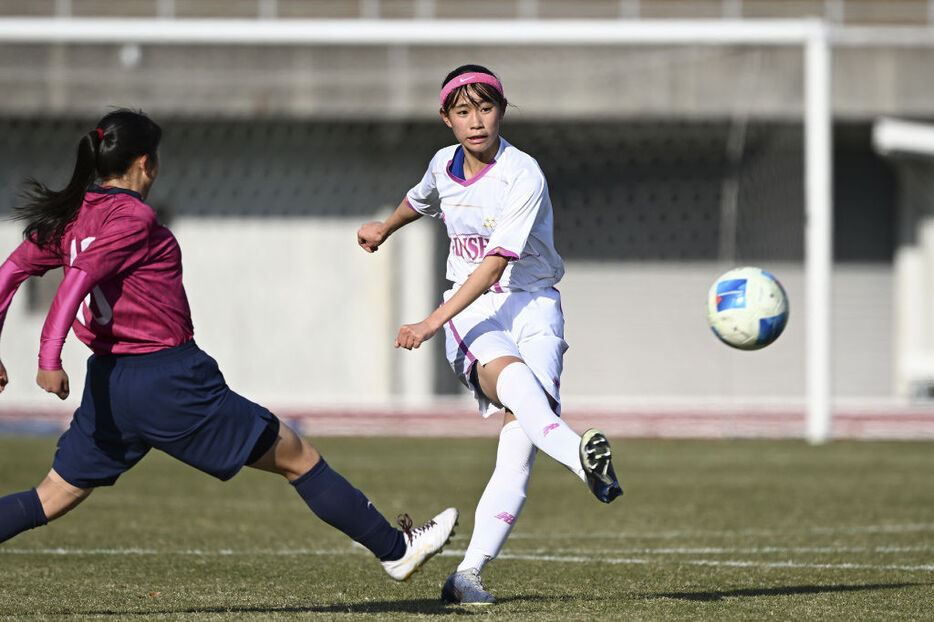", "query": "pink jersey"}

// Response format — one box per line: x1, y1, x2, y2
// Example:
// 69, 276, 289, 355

7, 186, 193, 357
